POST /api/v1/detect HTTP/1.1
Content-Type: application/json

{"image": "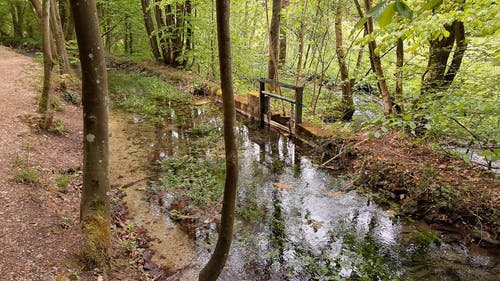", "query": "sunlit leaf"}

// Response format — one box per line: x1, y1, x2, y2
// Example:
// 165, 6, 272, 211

350, 17, 368, 37
423, 0, 443, 11
396, 0, 413, 20
367, 0, 389, 18
378, 3, 396, 28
